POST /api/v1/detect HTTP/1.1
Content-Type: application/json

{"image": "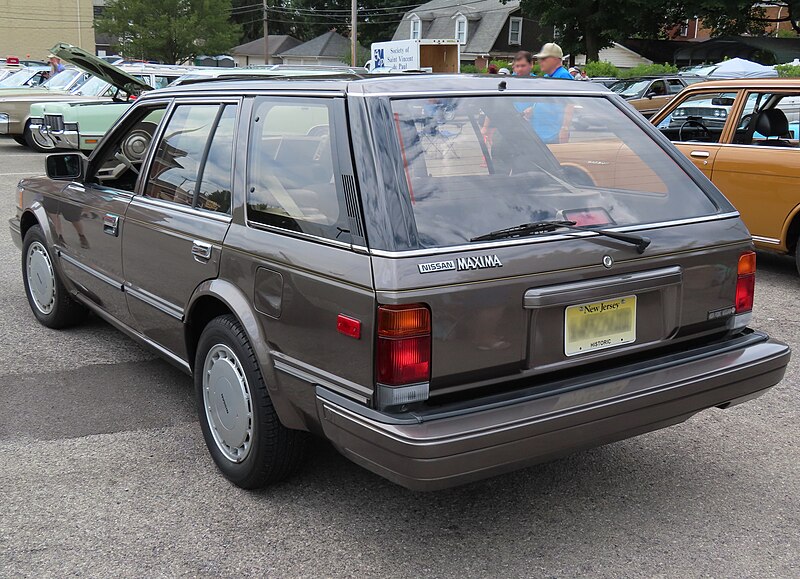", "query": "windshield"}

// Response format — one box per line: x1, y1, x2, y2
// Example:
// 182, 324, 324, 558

72, 75, 111, 96
610, 80, 649, 98
0, 68, 38, 87
44, 69, 83, 90
387, 96, 719, 249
